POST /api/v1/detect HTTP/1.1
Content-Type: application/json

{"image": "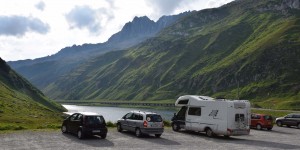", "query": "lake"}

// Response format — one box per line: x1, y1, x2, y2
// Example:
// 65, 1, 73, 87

63, 105, 176, 122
